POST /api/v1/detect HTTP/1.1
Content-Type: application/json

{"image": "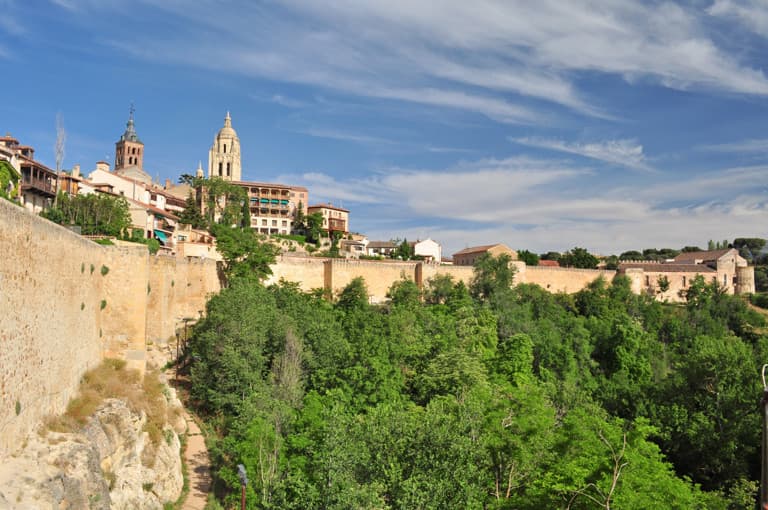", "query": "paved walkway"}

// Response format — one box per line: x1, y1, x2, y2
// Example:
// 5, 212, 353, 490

181, 411, 211, 510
